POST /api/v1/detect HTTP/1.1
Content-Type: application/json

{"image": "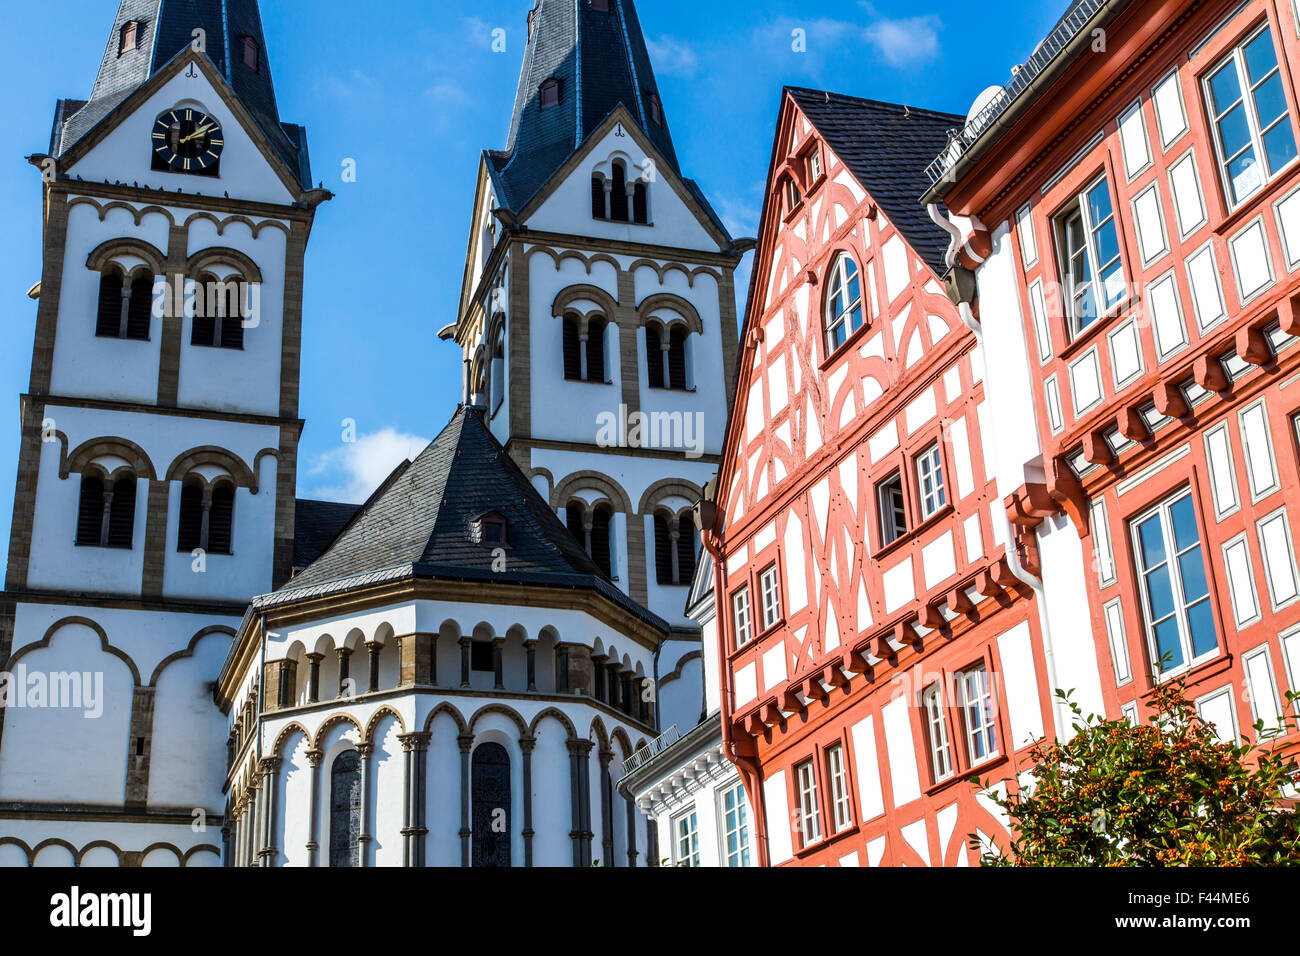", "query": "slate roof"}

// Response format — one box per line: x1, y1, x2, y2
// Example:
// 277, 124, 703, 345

280, 406, 669, 630
50, 0, 311, 188
292, 499, 361, 573
485, 0, 725, 238
787, 88, 966, 276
